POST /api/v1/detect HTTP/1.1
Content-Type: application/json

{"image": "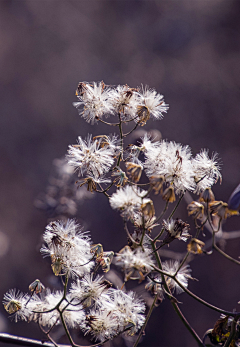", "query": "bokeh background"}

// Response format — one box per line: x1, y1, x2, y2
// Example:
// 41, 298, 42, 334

1, 0, 240, 346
